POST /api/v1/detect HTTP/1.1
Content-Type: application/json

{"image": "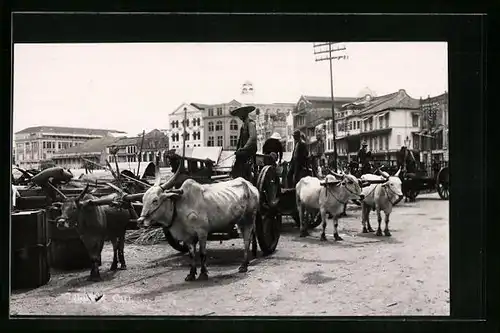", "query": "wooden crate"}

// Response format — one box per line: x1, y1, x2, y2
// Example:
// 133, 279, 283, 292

11, 209, 51, 290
